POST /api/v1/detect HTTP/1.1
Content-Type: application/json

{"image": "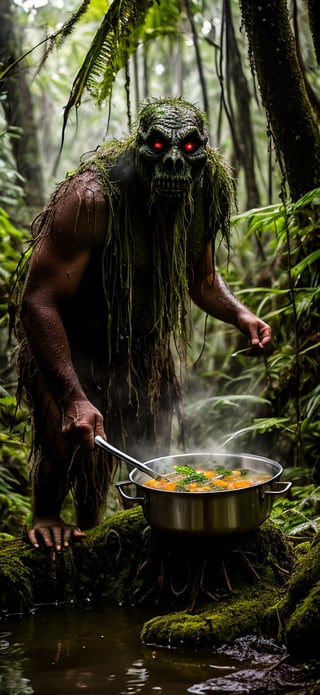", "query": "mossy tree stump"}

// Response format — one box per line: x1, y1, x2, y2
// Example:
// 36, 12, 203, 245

0, 507, 319, 658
